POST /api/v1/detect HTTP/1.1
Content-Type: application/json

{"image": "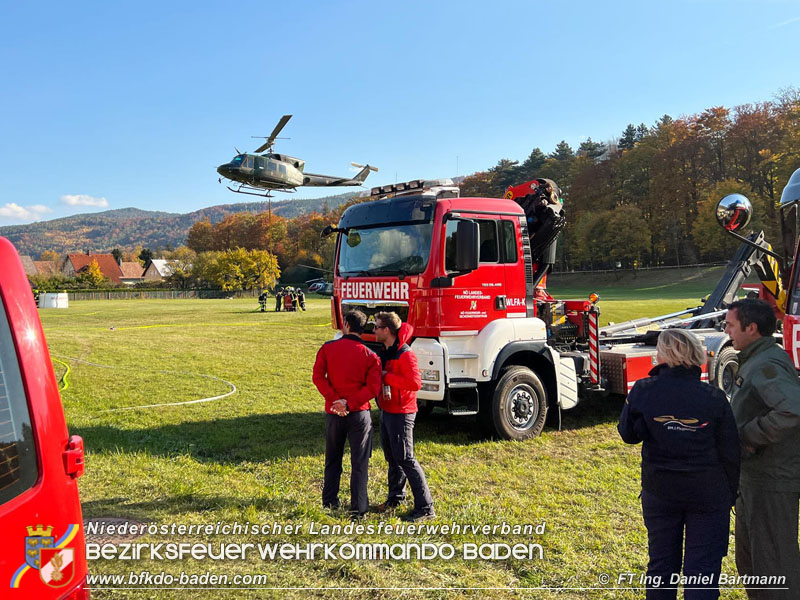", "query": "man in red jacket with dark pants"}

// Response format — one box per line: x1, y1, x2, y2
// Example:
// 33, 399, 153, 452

374, 311, 434, 522
312, 310, 381, 517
